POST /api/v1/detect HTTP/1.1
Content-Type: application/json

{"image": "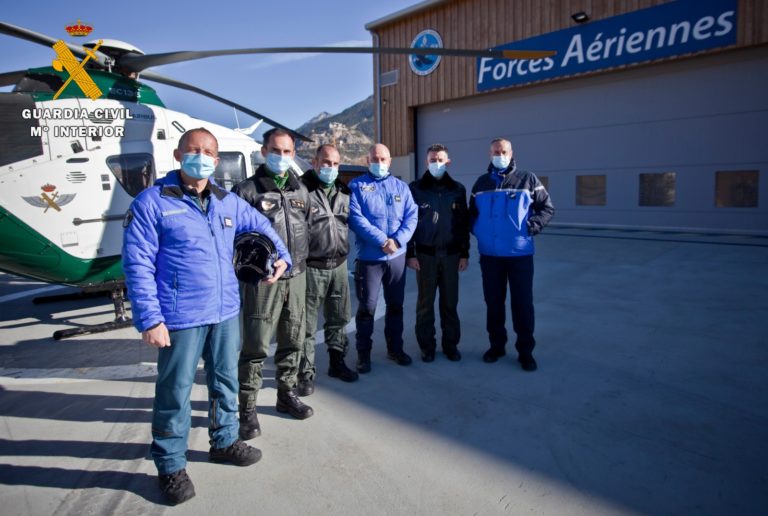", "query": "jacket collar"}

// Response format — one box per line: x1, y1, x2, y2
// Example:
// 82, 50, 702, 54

303, 169, 350, 194
254, 164, 303, 192
157, 170, 227, 201
418, 170, 457, 189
